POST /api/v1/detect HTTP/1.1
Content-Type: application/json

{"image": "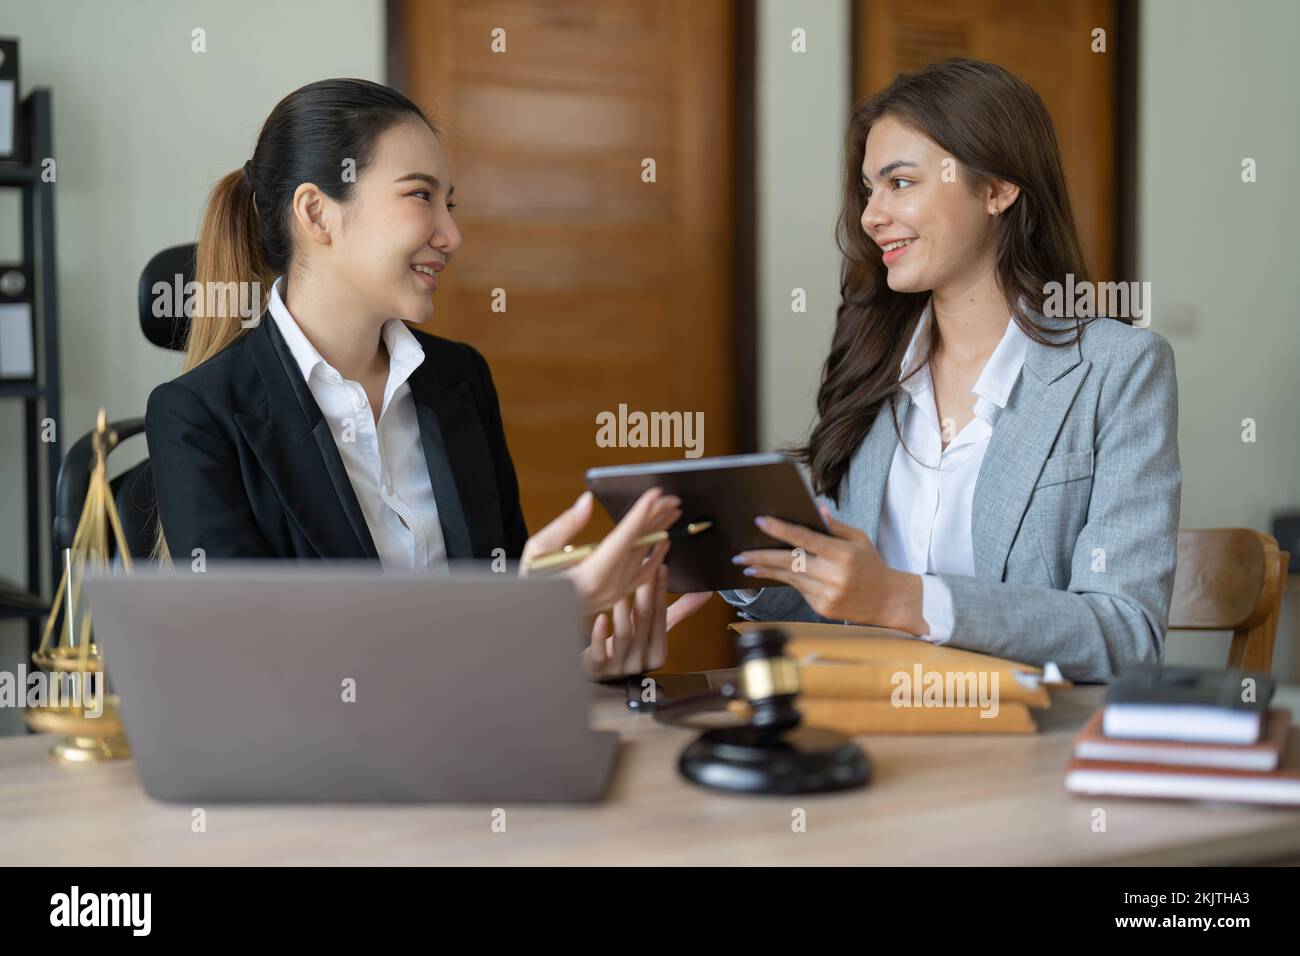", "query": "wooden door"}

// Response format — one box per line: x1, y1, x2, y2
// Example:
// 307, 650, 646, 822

855, 0, 1119, 281
393, 0, 739, 669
